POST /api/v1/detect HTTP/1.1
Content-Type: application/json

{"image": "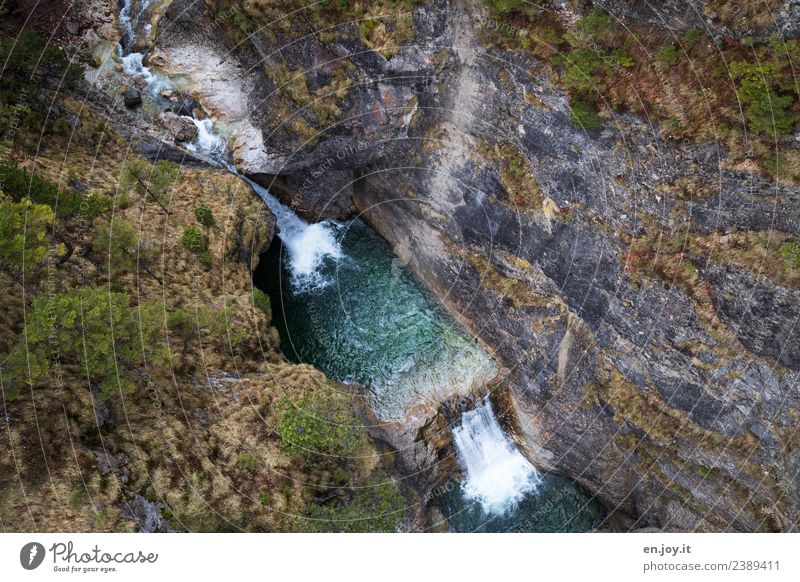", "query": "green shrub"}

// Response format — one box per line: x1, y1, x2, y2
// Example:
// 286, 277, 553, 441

3, 287, 166, 400
92, 219, 146, 281
236, 452, 260, 472
123, 159, 181, 212
780, 241, 800, 269
0, 28, 83, 96
553, 47, 609, 94
654, 44, 680, 69
166, 307, 197, 338
194, 203, 214, 227
82, 191, 114, 218
278, 390, 362, 459
182, 226, 211, 266
252, 288, 271, 316
569, 99, 604, 130
211, 299, 247, 346
730, 54, 797, 138
575, 7, 615, 43
0, 198, 54, 272
182, 226, 207, 253
305, 479, 405, 532
0, 163, 82, 218
683, 28, 702, 43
